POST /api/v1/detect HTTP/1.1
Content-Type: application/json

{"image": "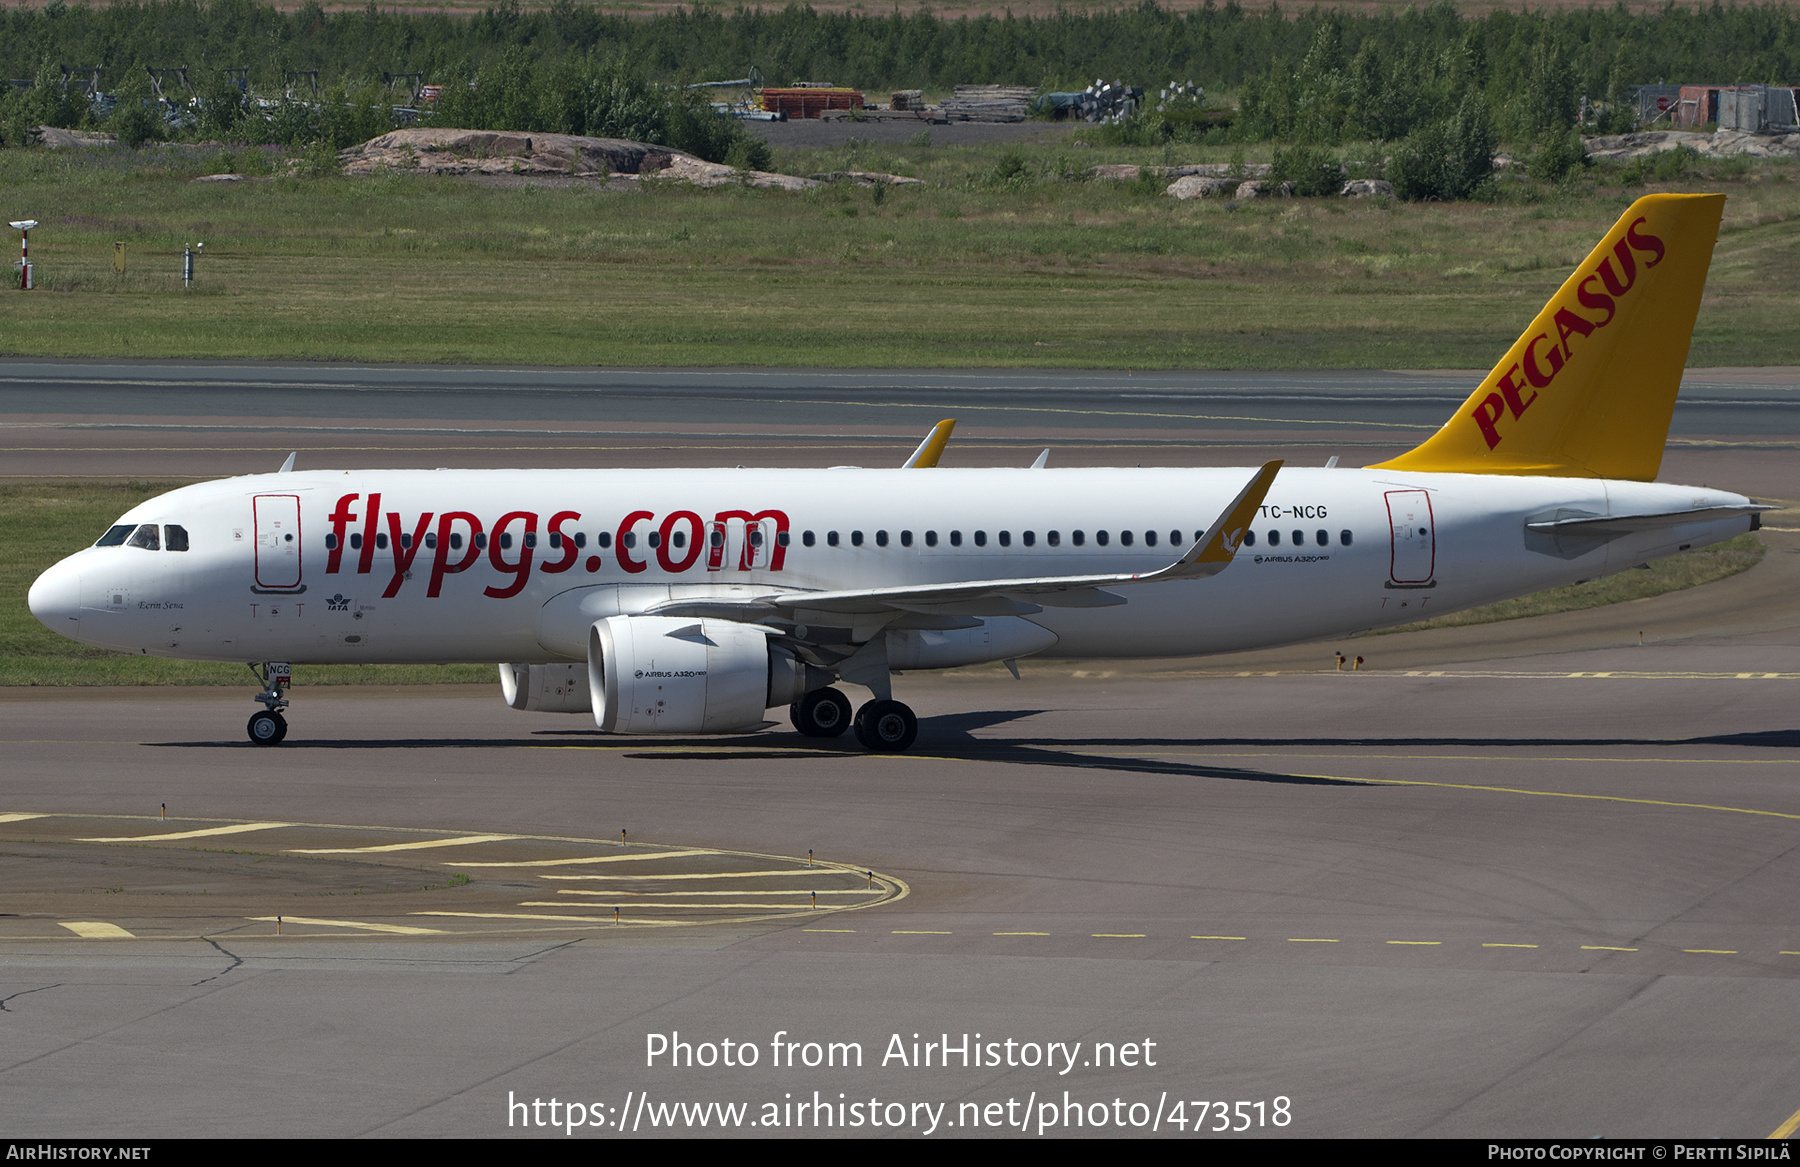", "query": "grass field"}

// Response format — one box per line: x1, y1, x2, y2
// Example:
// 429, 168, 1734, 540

2, 139, 1795, 369
0, 483, 1768, 687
